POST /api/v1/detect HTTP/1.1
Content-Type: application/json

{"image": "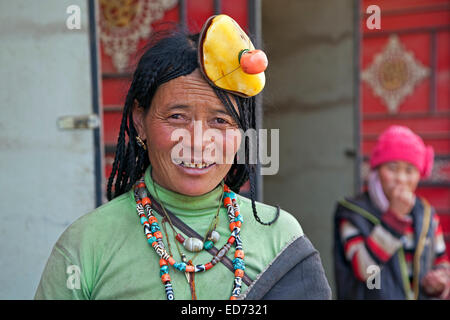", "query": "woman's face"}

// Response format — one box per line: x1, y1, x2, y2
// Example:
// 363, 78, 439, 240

133, 69, 242, 196
378, 161, 421, 200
